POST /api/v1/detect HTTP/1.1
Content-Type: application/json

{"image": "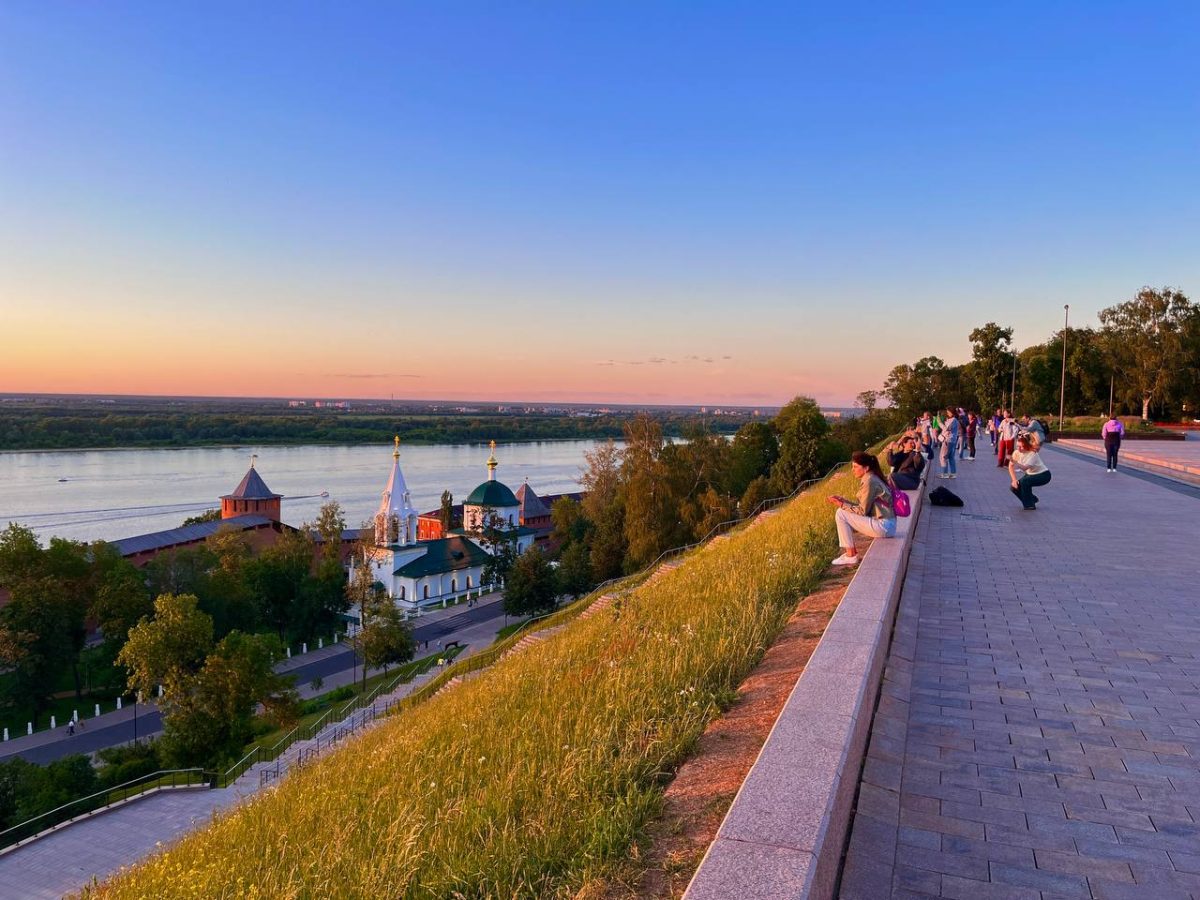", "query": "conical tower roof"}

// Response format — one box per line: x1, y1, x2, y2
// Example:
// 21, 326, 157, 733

222, 463, 281, 500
